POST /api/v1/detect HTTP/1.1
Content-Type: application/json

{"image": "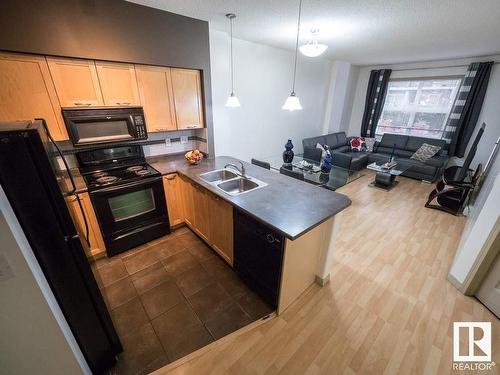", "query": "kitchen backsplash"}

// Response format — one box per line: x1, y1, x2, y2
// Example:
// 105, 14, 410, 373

138, 128, 208, 156
55, 128, 208, 171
